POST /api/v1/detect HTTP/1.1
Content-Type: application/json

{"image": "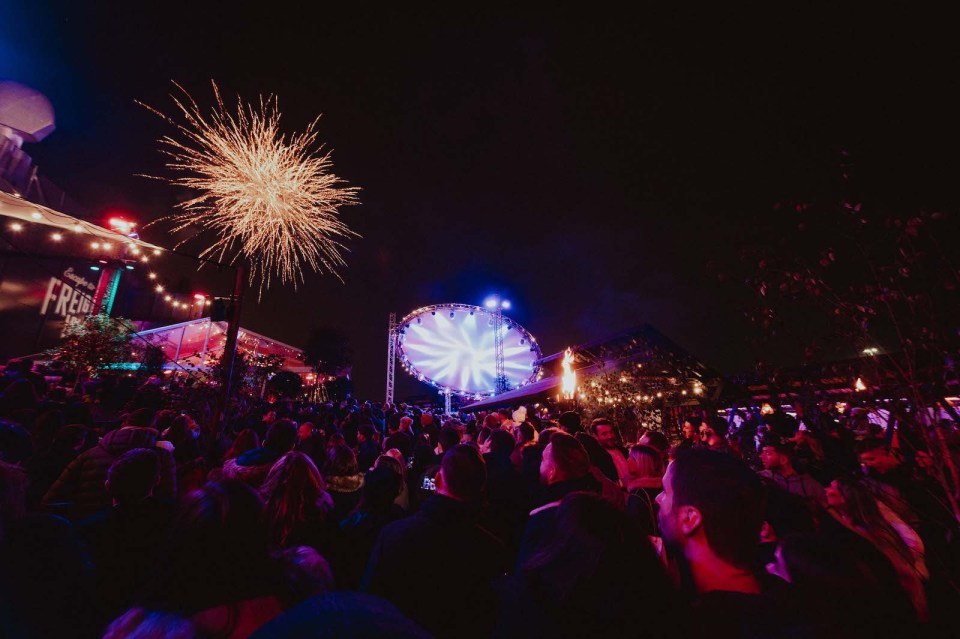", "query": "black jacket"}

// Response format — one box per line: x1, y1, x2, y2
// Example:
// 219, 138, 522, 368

362, 494, 505, 639
516, 474, 601, 567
